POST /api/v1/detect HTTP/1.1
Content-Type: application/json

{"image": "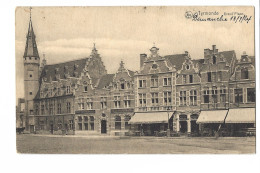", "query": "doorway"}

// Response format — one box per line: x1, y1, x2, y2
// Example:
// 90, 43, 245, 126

101, 120, 107, 134
179, 121, 187, 133
191, 121, 199, 133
